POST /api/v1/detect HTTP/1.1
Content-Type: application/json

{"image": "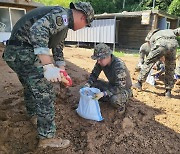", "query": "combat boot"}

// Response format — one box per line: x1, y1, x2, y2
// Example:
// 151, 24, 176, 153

132, 81, 142, 91
165, 89, 171, 98
38, 137, 70, 148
